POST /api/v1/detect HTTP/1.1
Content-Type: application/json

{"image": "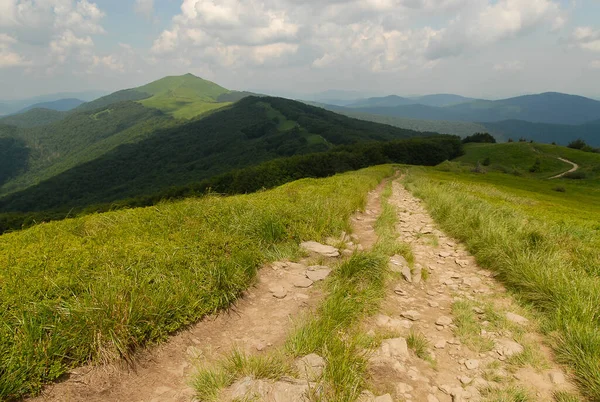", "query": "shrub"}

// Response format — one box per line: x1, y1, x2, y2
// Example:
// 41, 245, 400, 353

553, 186, 566, 193
564, 171, 587, 180
462, 132, 496, 144
482, 157, 491, 166
568, 139, 587, 150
